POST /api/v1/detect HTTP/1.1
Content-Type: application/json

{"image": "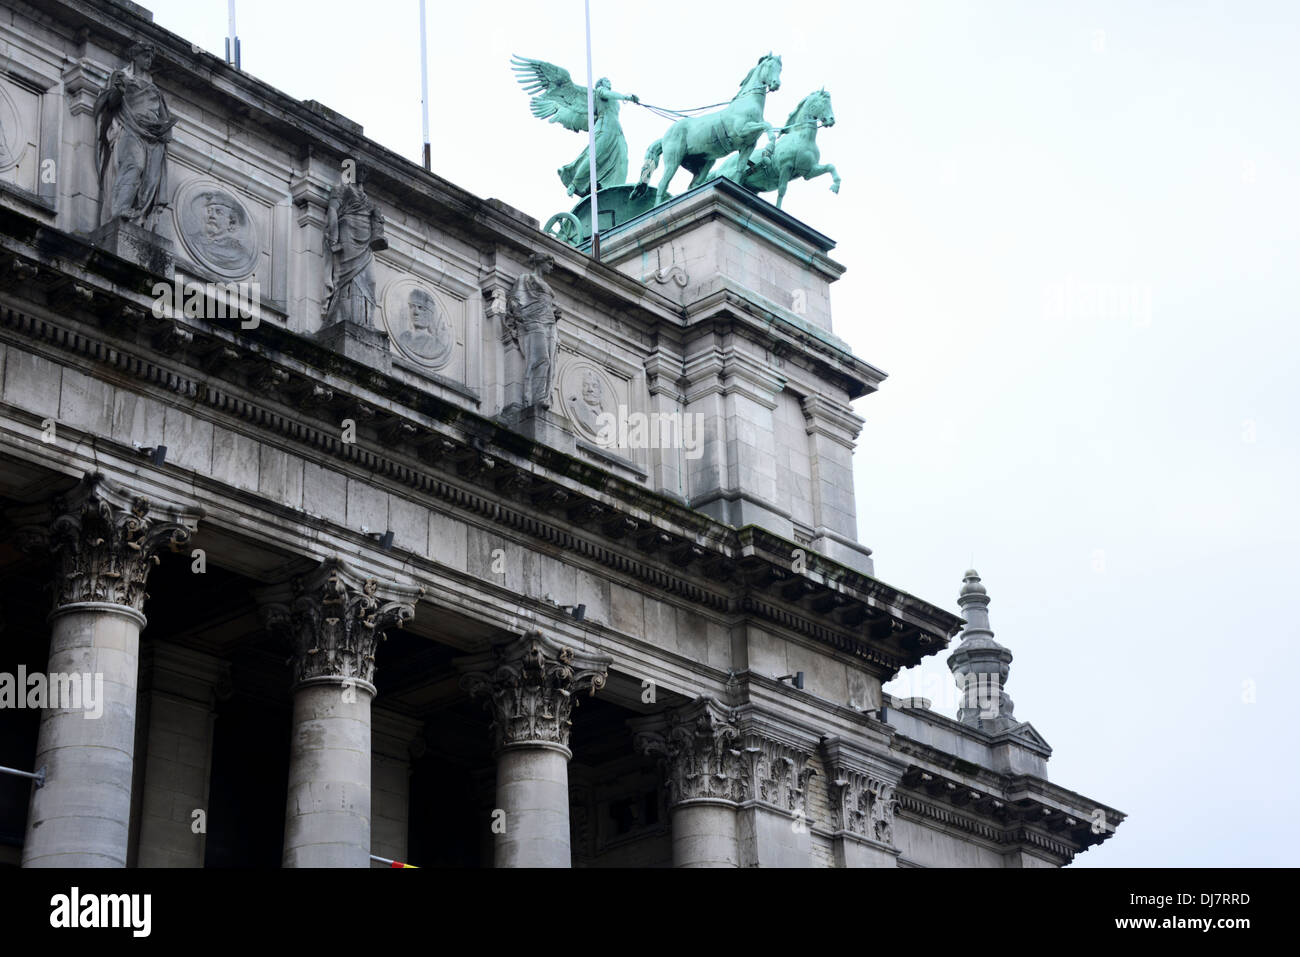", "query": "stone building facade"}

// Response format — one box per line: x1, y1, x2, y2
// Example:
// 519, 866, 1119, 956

0, 0, 1121, 867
